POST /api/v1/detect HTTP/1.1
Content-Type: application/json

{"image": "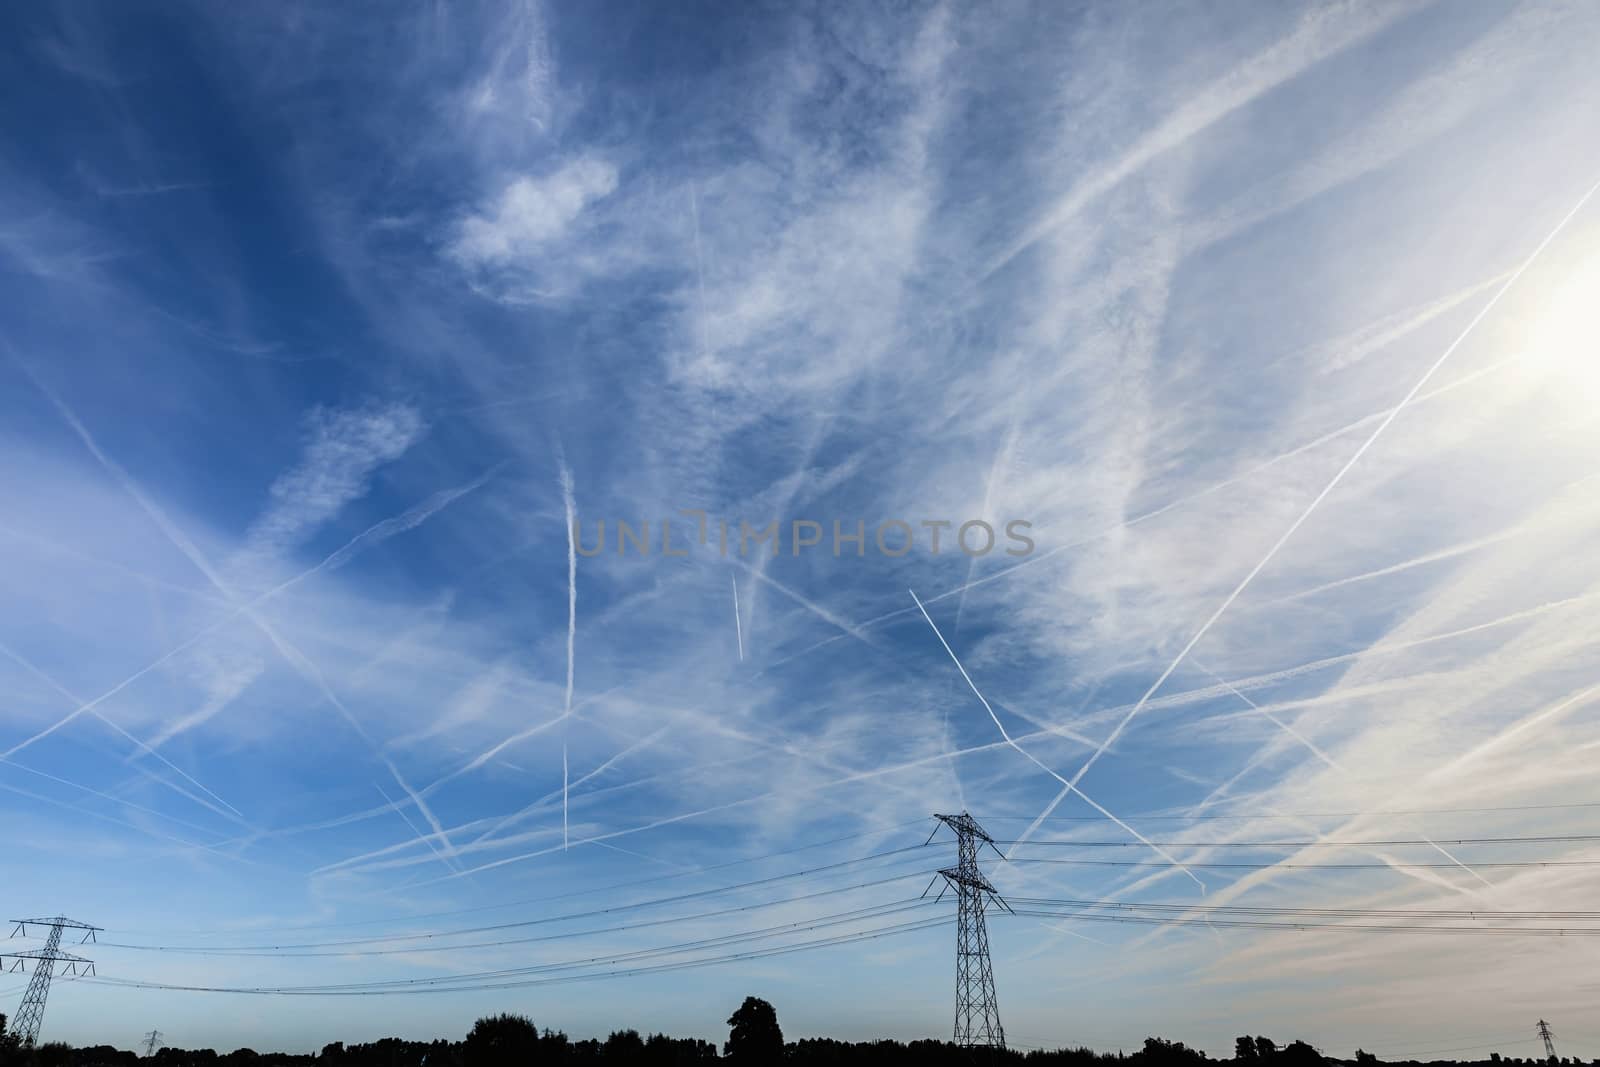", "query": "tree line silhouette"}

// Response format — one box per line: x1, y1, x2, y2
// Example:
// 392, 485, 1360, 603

3, 999, 1592, 1067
